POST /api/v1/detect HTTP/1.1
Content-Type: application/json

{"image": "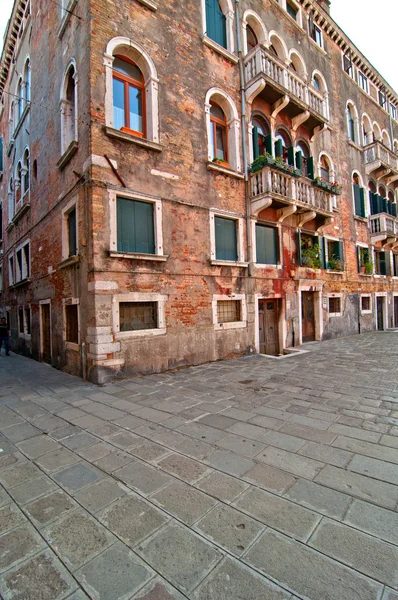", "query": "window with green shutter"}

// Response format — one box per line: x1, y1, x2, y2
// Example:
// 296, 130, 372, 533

215, 216, 238, 261
256, 224, 278, 265
353, 185, 366, 218
375, 250, 387, 275
205, 0, 227, 48
117, 197, 155, 254
326, 239, 343, 271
